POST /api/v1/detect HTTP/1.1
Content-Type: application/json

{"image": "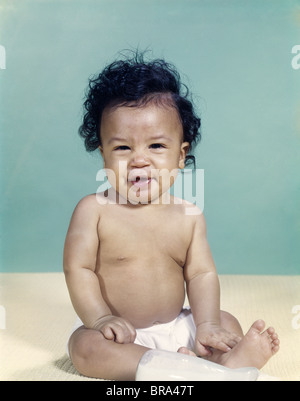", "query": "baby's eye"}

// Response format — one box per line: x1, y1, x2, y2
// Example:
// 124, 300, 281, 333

114, 145, 130, 151
150, 143, 165, 149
